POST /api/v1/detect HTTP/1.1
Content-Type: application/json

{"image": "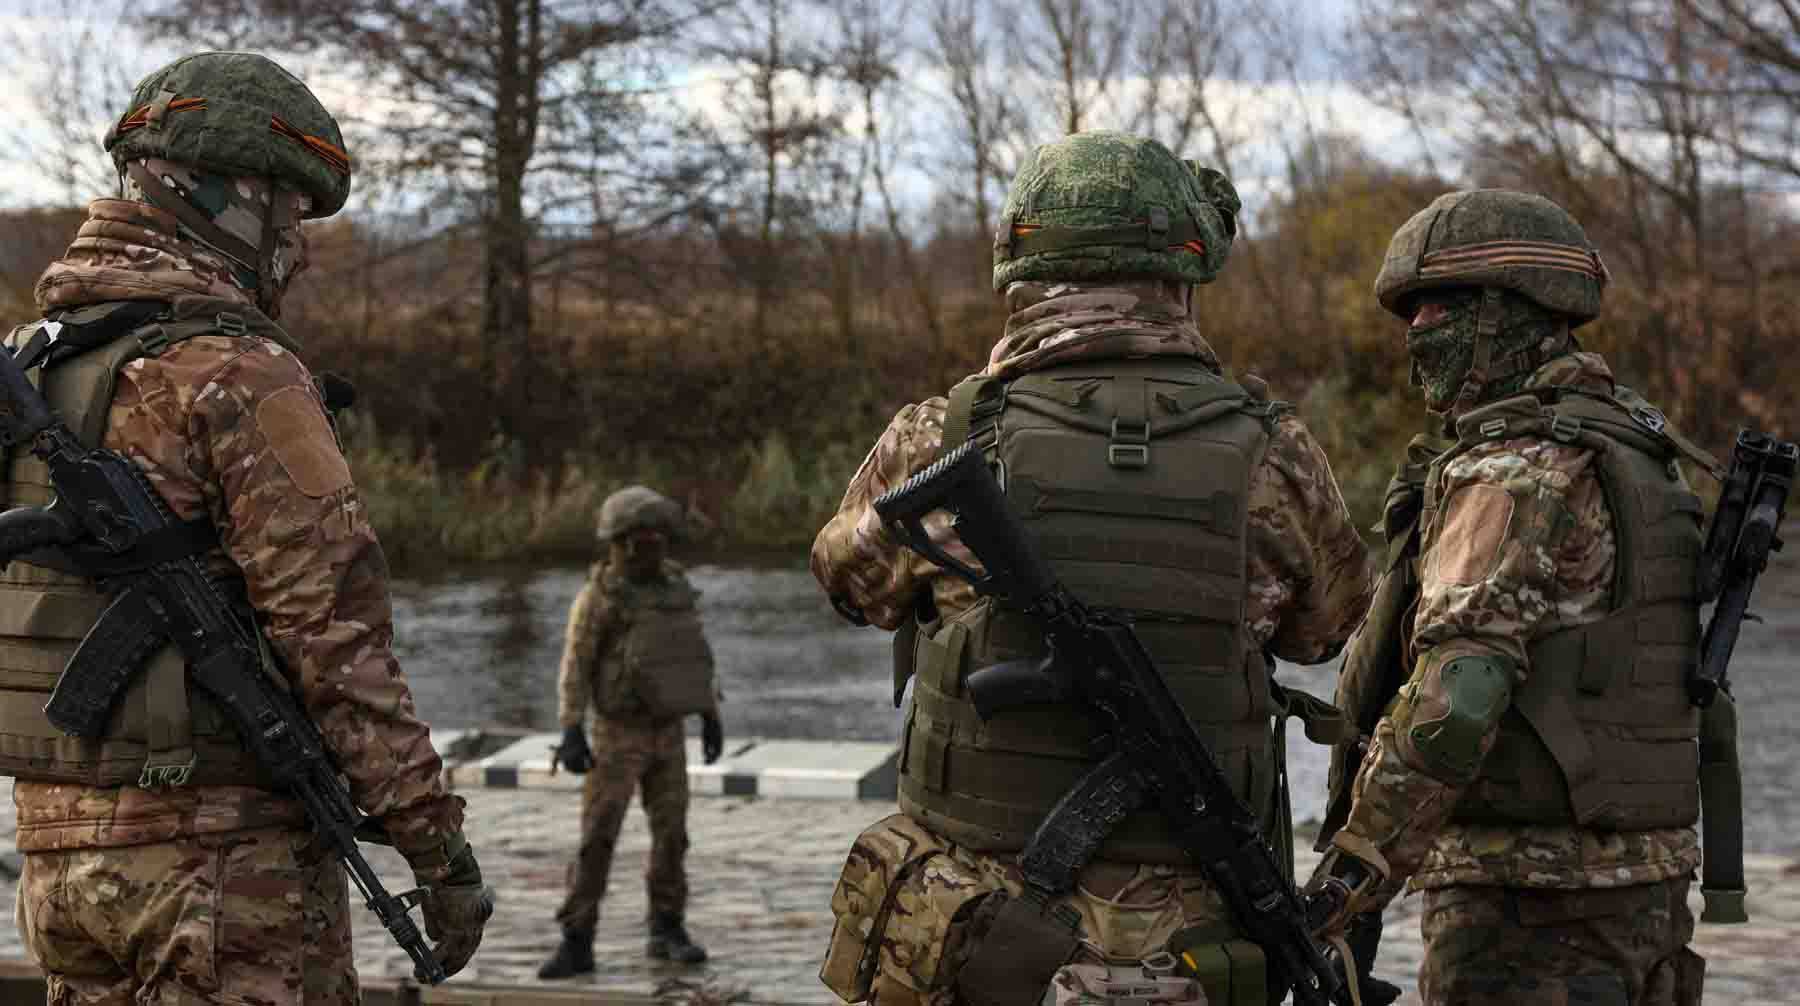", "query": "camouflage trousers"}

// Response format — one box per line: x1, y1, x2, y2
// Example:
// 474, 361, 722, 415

1417, 878, 1704, 1006
555, 716, 690, 933
15, 825, 356, 1006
